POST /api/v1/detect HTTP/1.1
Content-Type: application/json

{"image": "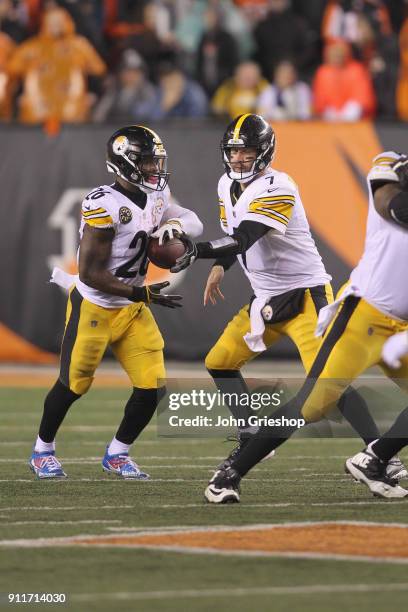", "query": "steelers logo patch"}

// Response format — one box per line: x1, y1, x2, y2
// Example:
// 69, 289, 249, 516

262, 304, 273, 322
119, 206, 132, 224
113, 135, 129, 155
